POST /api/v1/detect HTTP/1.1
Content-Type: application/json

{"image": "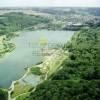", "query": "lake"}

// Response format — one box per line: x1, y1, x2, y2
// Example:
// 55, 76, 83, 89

0, 30, 74, 88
